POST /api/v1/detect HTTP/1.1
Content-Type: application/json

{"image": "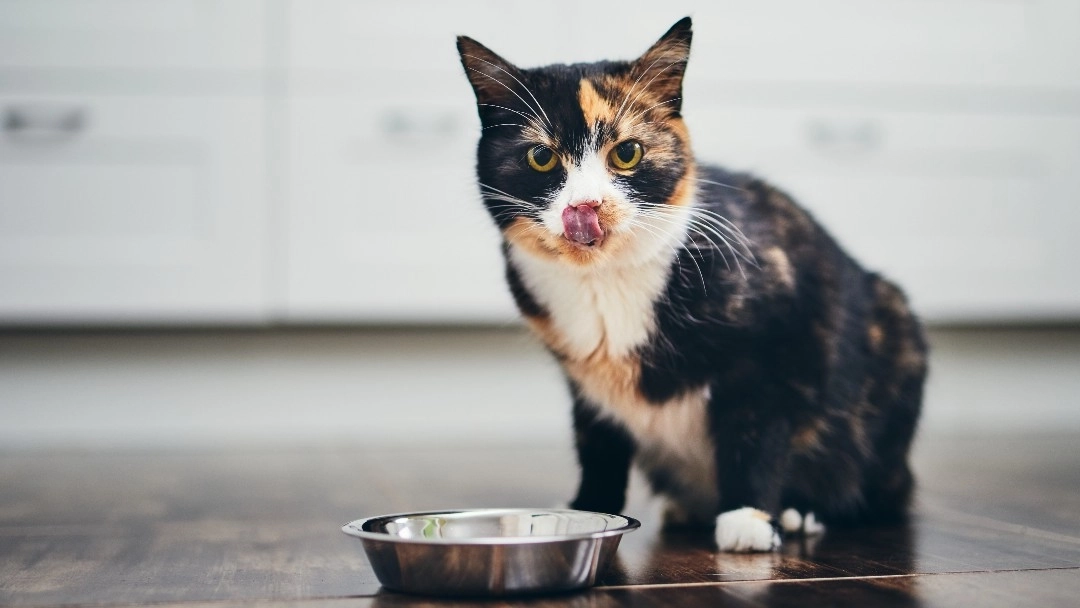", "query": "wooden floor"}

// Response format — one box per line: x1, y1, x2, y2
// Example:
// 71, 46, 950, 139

1, 434, 1077, 607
